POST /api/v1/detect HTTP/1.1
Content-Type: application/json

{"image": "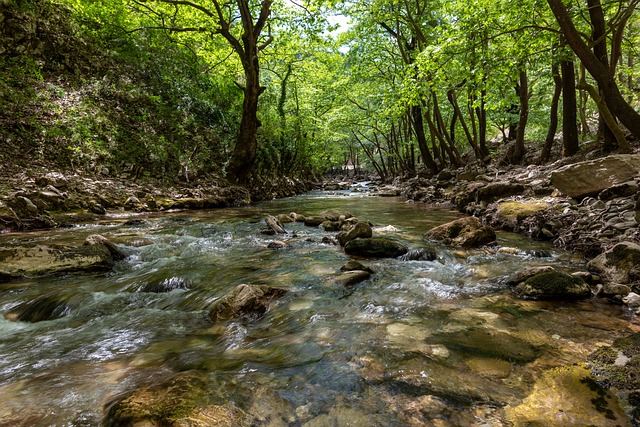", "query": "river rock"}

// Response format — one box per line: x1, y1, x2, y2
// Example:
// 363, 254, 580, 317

0, 242, 116, 281
319, 209, 353, 221
587, 241, 640, 285
340, 260, 374, 274
344, 237, 408, 258
209, 284, 287, 322
329, 270, 371, 287
105, 371, 250, 426
303, 216, 325, 227
3, 295, 72, 322
84, 234, 127, 261
337, 222, 372, 246
267, 240, 288, 249
399, 248, 437, 261
507, 266, 591, 299
623, 292, 640, 308
598, 180, 639, 201
265, 215, 286, 234
550, 154, 640, 199
504, 365, 630, 426
424, 216, 496, 248
588, 332, 640, 422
